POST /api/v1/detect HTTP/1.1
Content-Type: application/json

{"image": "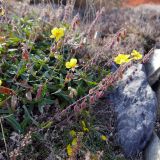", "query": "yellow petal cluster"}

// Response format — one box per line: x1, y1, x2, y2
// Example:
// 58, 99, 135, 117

114, 50, 143, 65
66, 138, 78, 157
114, 54, 131, 65
0, 80, 2, 86
0, 8, 5, 16
65, 58, 77, 69
131, 50, 142, 60
101, 135, 107, 141
67, 144, 73, 156
81, 120, 89, 132
50, 27, 65, 42
72, 138, 78, 146
70, 130, 76, 137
